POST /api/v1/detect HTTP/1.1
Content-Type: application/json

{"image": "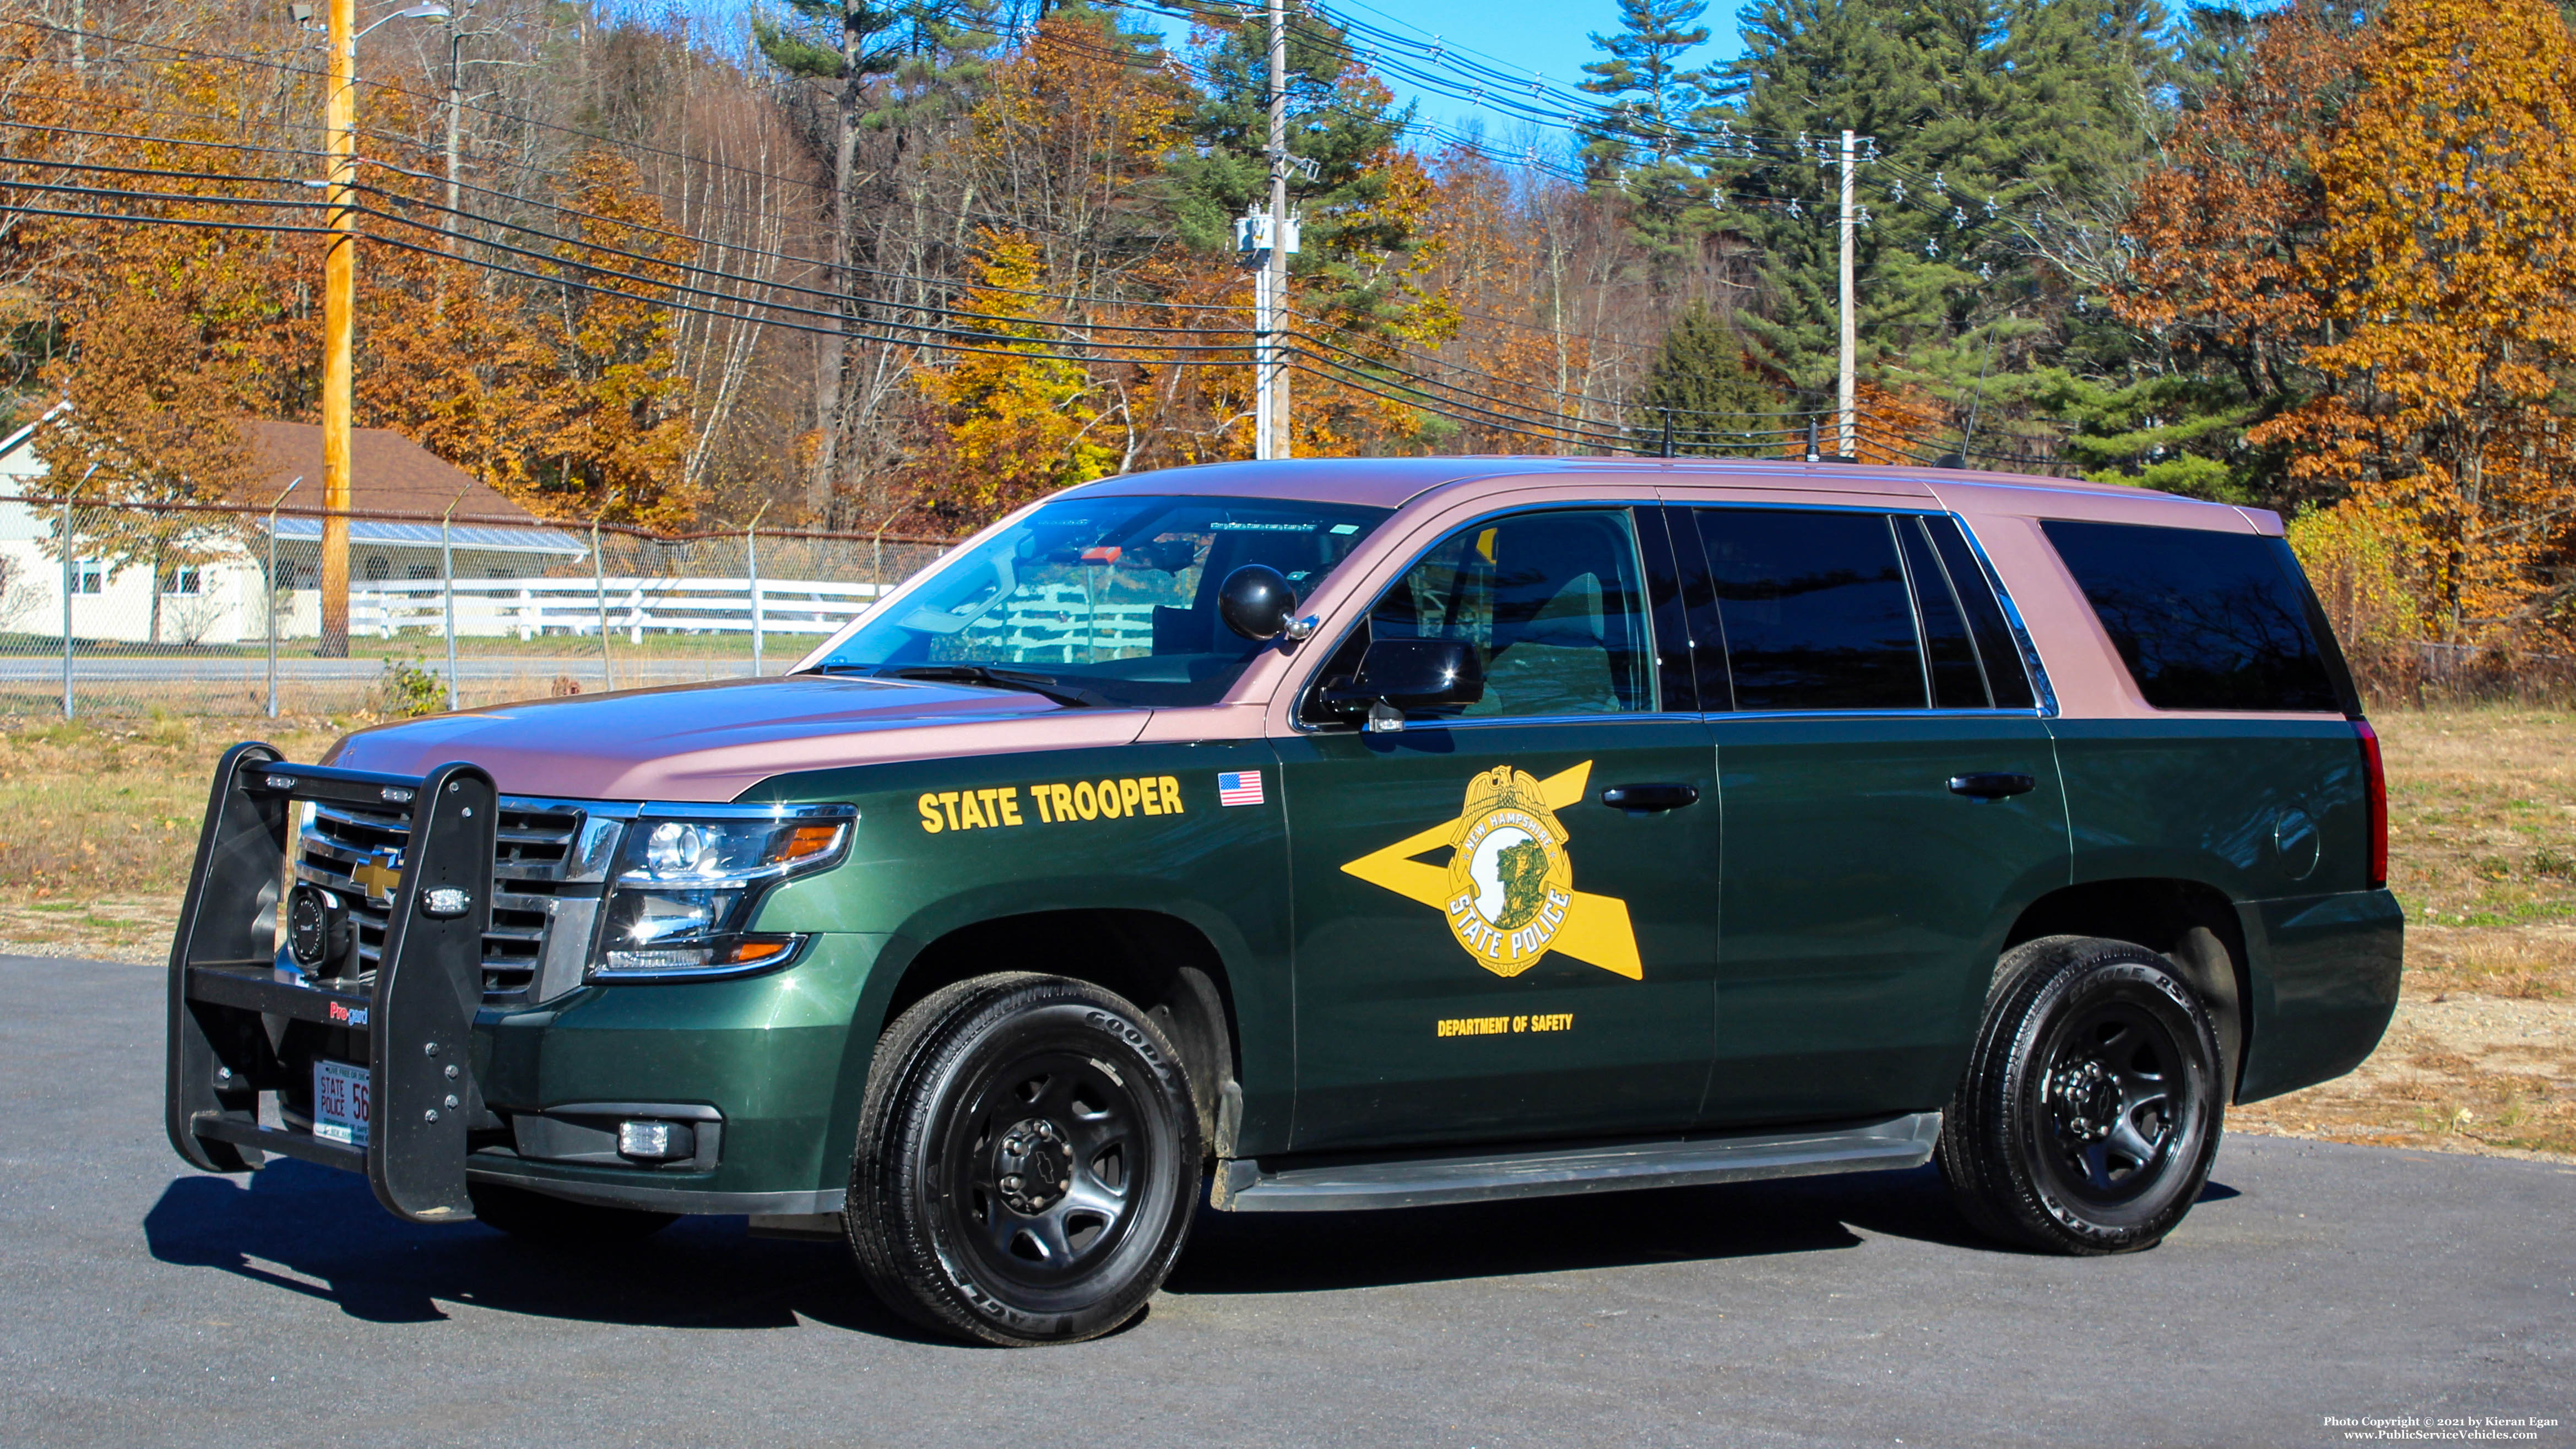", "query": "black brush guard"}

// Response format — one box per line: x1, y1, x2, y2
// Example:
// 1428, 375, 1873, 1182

165, 742, 497, 1223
